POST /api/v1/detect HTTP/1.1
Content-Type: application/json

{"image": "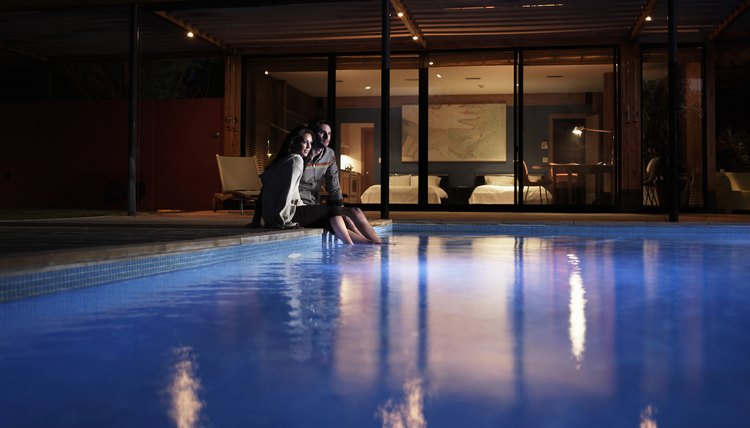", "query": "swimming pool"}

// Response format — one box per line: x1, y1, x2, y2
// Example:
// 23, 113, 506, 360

1, 224, 749, 427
